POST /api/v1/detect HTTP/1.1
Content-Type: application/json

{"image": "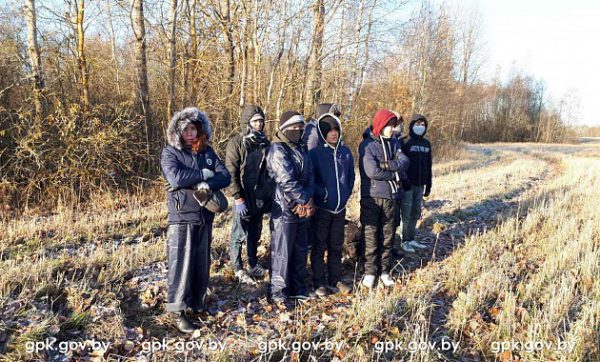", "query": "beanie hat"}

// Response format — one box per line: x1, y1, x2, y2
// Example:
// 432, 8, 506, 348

279, 111, 305, 130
